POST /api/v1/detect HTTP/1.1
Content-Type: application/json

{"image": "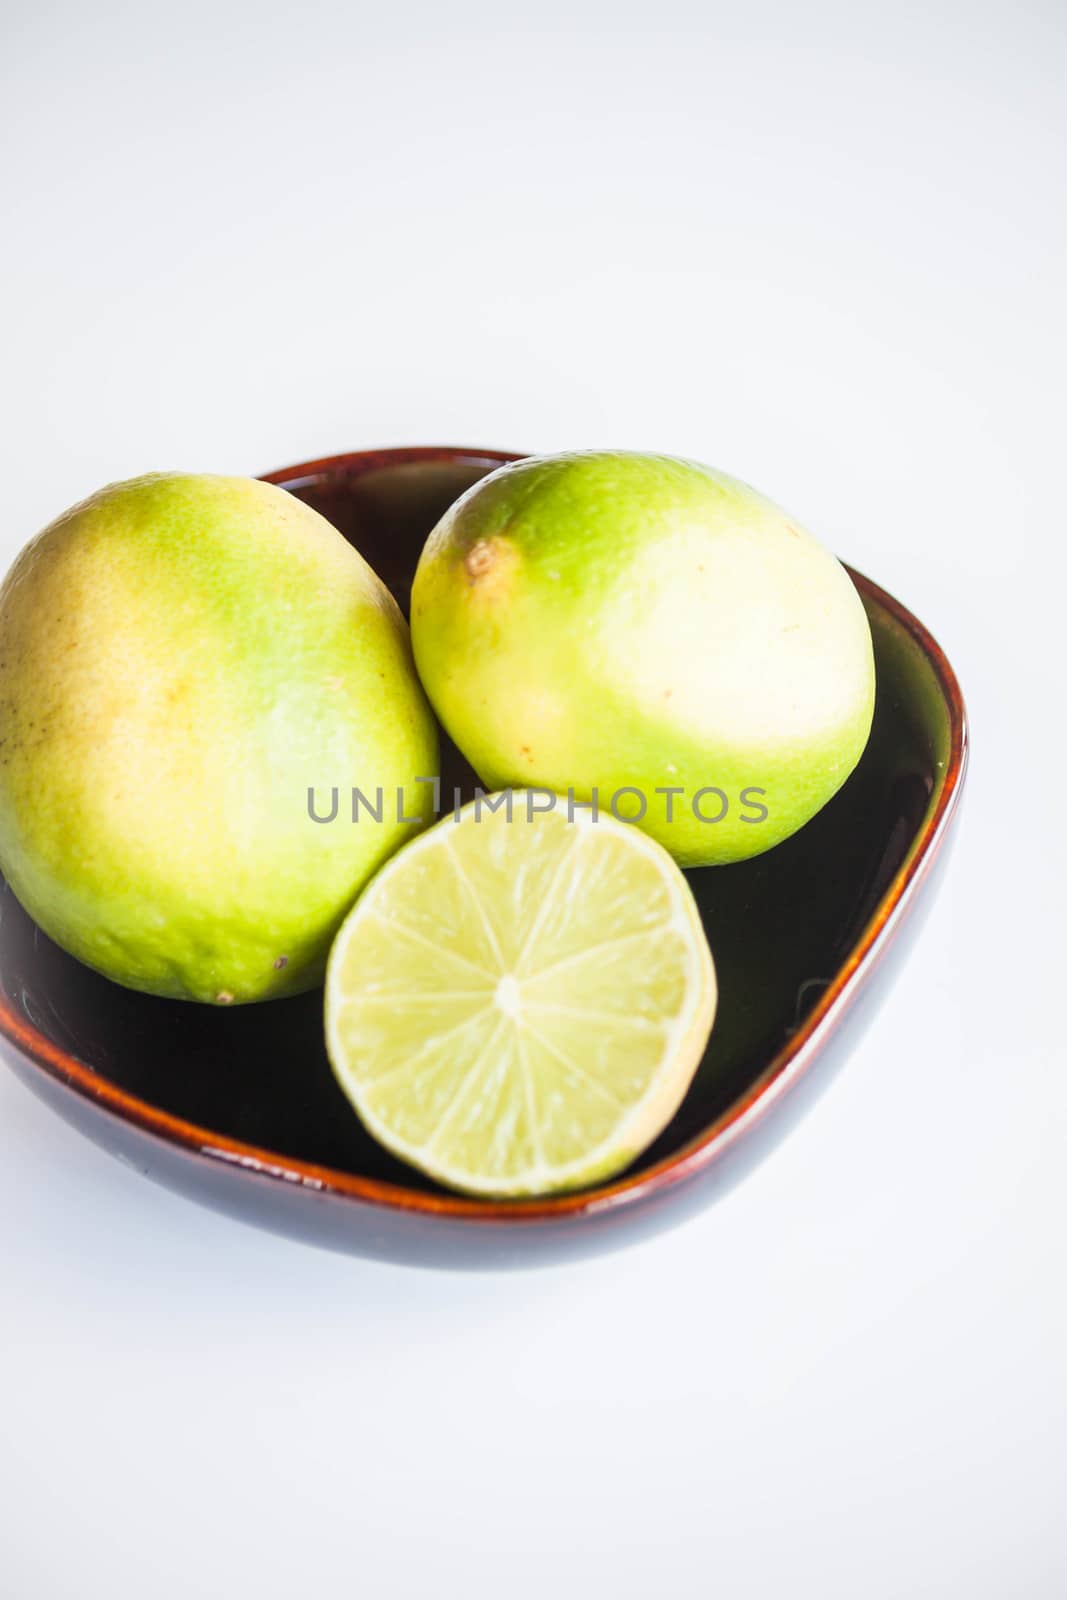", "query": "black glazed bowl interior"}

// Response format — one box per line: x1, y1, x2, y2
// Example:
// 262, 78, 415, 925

0, 448, 967, 1265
